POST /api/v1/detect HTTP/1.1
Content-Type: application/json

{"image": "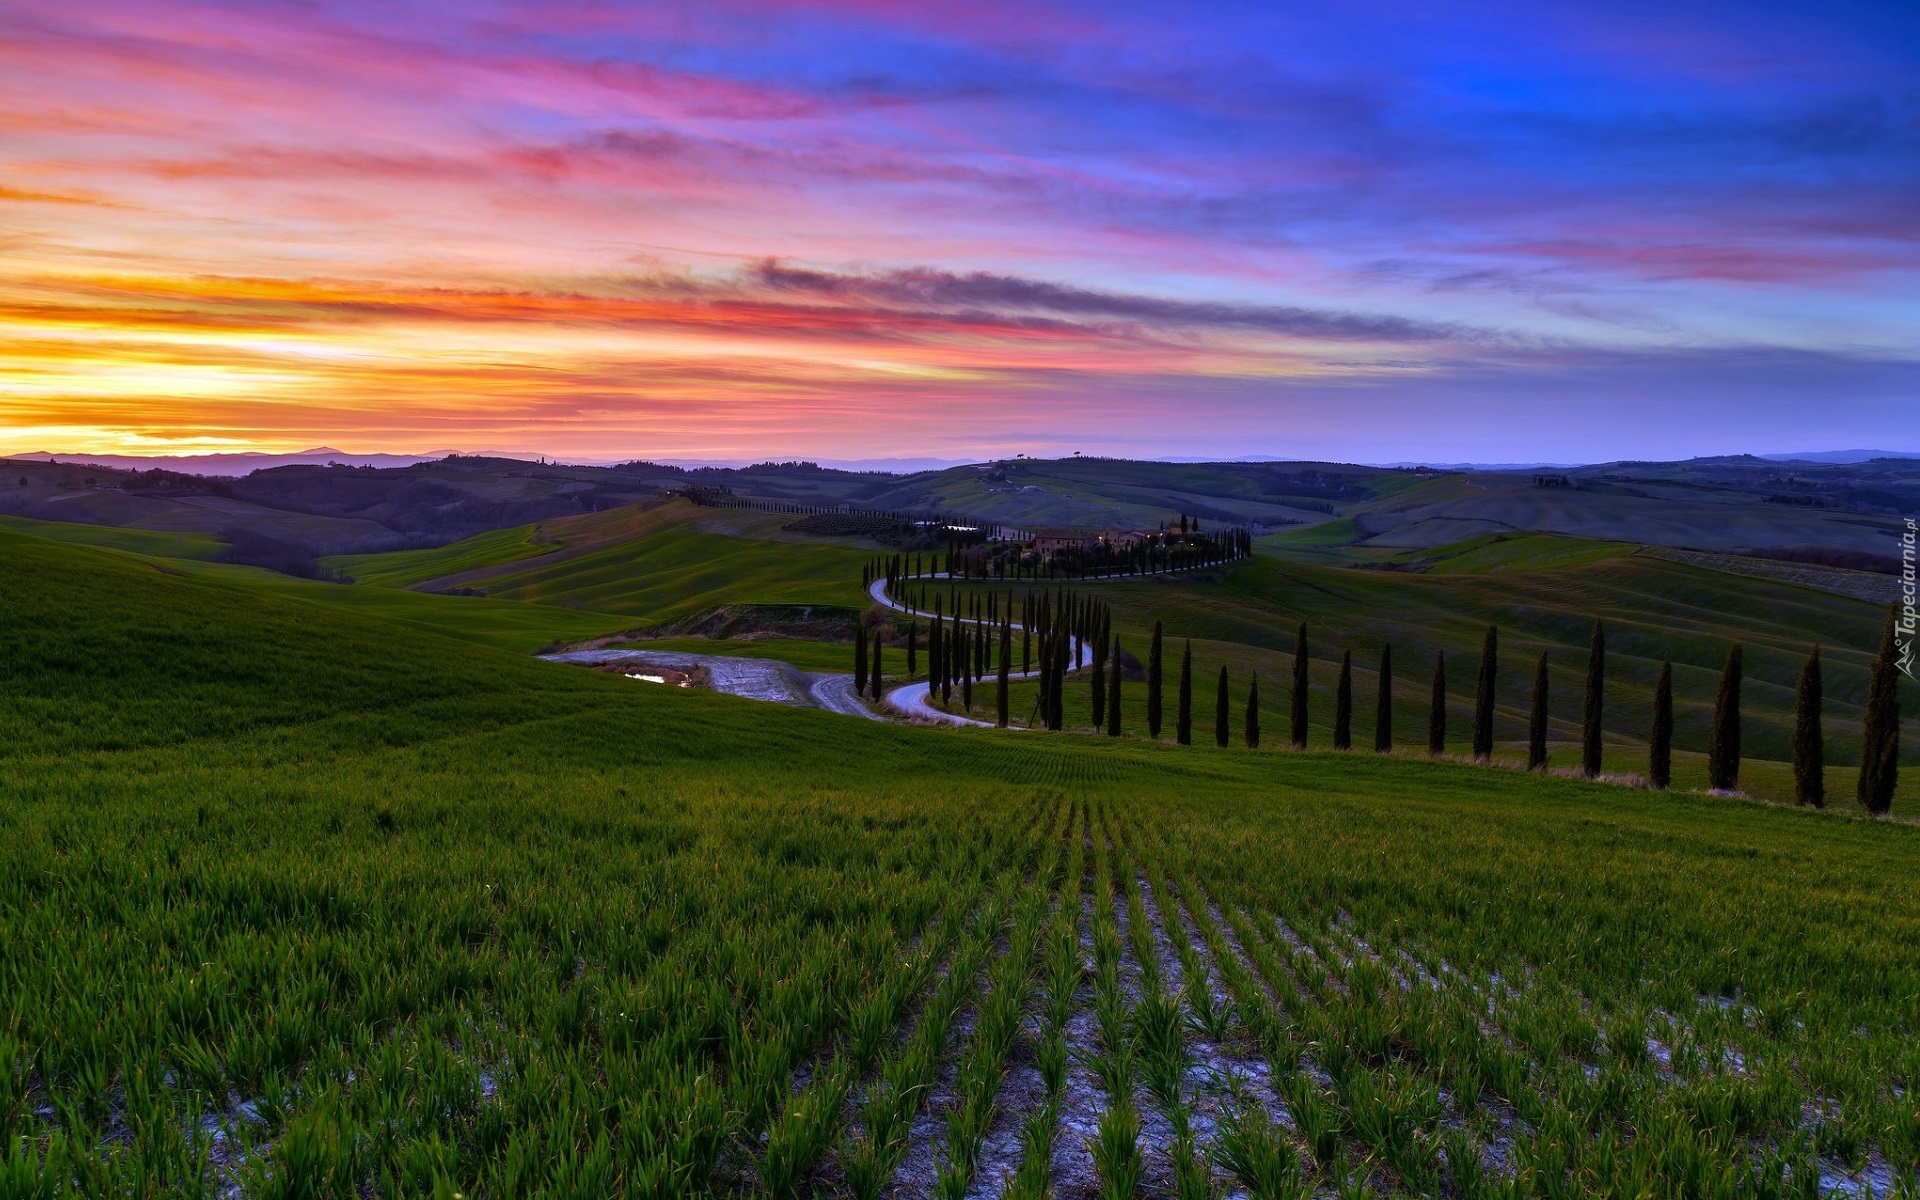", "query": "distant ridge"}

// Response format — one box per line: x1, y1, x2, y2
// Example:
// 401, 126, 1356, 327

1759, 450, 1920, 464
7, 448, 465, 476
11, 446, 1919, 480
